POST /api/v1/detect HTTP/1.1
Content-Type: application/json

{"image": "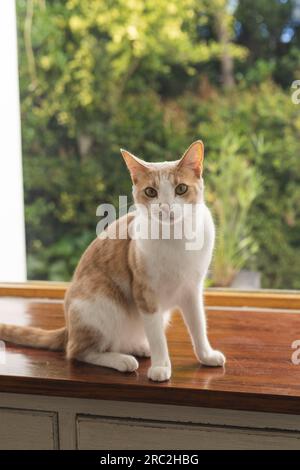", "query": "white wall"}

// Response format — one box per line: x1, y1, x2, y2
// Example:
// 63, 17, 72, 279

0, 0, 26, 281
